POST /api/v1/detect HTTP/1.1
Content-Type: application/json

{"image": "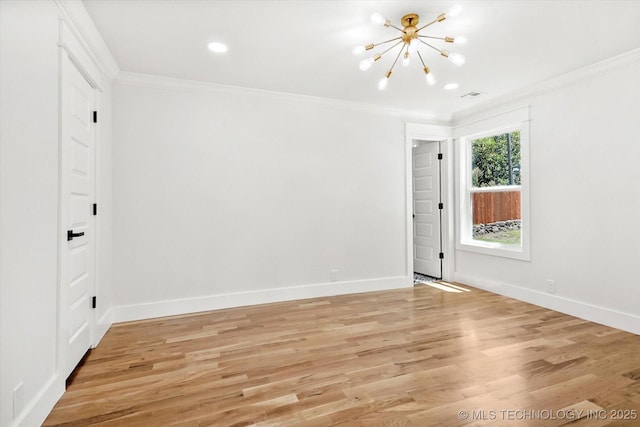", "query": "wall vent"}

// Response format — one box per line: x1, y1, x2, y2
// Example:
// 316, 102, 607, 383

461, 91, 484, 98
